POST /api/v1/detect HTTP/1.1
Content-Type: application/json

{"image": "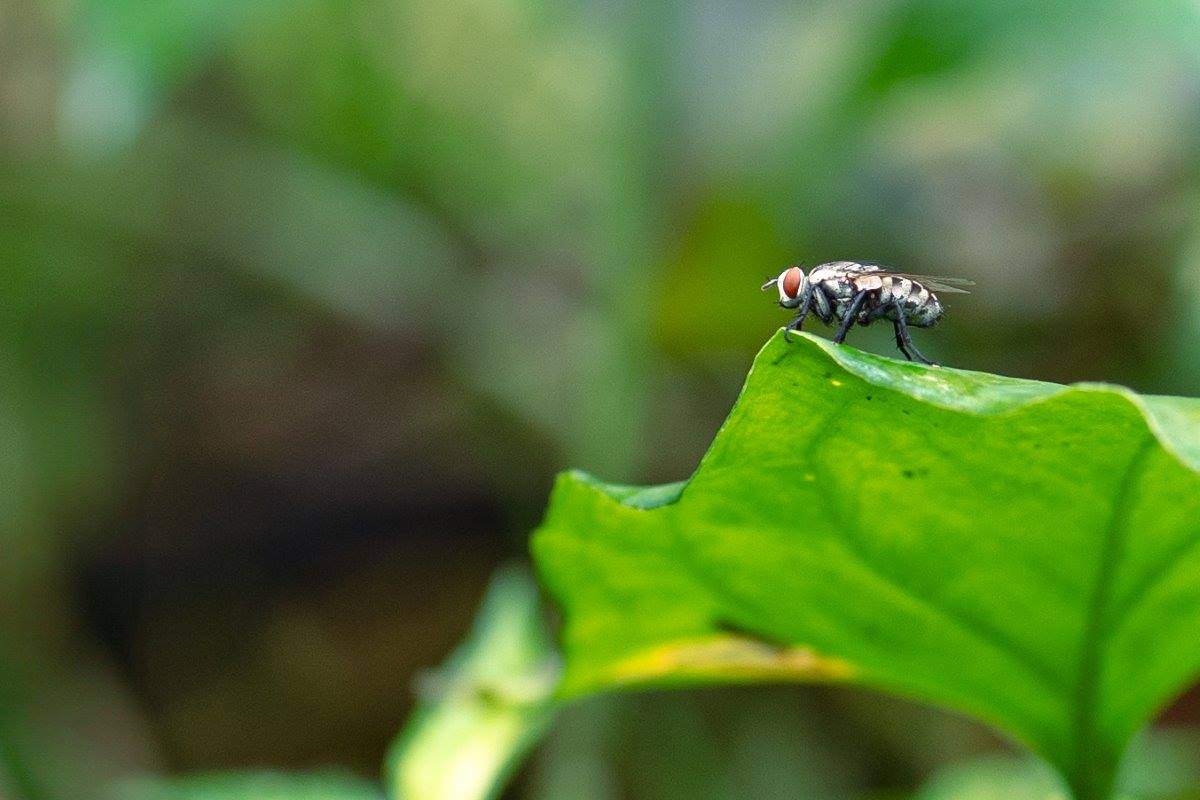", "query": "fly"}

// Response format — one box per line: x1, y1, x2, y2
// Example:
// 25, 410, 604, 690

761, 261, 974, 366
